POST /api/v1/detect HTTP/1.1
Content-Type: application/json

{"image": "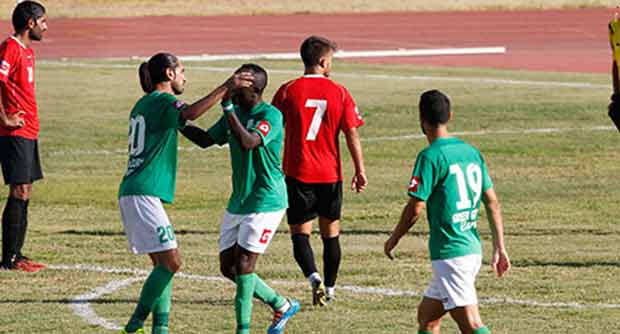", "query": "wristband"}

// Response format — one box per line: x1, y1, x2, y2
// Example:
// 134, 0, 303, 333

221, 100, 234, 115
